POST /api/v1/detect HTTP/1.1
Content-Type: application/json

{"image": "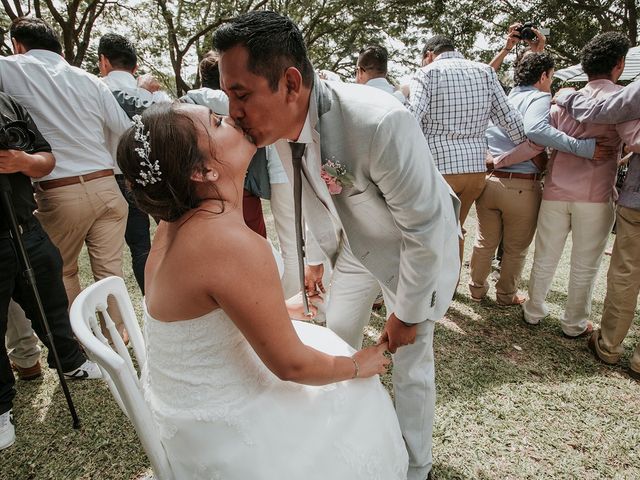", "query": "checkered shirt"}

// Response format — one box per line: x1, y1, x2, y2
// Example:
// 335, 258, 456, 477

409, 51, 525, 175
